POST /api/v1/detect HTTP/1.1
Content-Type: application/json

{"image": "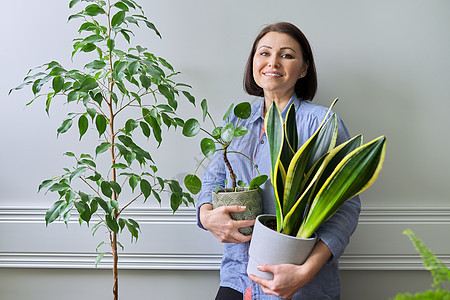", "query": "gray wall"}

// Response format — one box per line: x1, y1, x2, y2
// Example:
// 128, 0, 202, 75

1, 0, 449, 299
